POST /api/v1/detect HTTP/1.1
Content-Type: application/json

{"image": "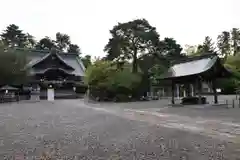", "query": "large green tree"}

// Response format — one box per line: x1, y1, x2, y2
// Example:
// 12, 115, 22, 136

35, 37, 55, 50
68, 44, 81, 54
0, 24, 28, 48
25, 33, 36, 49
161, 37, 183, 59
0, 47, 28, 85
202, 36, 215, 53
217, 31, 231, 59
231, 28, 240, 56
36, 33, 81, 53
55, 32, 71, 51
81, 55, 92, 68
104, 19, 161, 73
